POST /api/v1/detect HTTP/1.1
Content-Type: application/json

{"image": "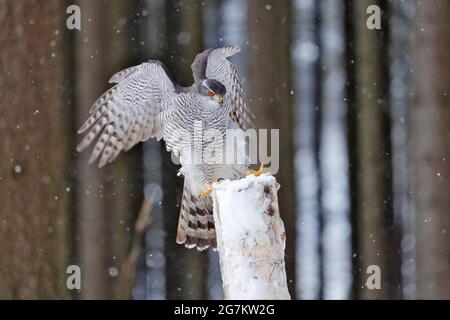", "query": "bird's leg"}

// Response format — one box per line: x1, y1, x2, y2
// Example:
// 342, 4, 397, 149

201, 183, 213, 197
244, 163, 266, 177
